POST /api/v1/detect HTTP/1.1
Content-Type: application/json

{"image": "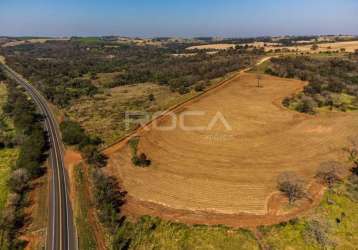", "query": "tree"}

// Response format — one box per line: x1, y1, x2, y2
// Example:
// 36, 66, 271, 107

311, 44, 319, 51
8, 168, 30, 193
315, 161, 344, 188
81, 144, 107, 167
277, 172, 306, 204
296, 96, 316, 114
60, 120, 87, 145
